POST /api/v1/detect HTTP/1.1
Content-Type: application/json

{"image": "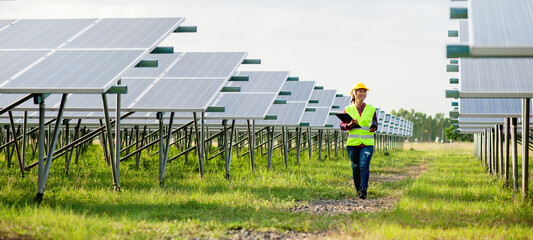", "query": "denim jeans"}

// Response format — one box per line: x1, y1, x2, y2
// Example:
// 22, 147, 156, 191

346, 145, 374, 191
